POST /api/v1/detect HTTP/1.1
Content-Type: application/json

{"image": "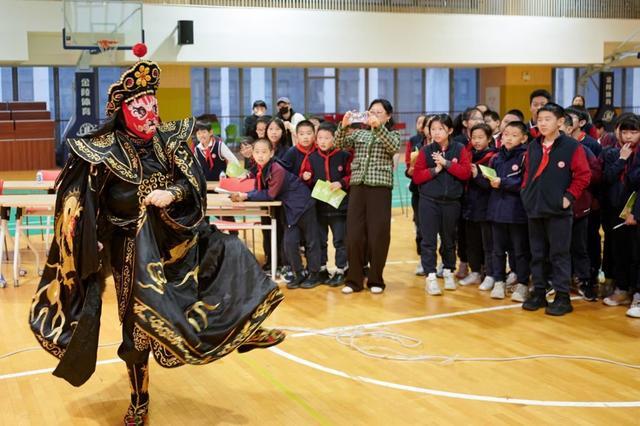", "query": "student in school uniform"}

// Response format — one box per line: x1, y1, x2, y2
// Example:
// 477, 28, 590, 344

451, 107, 483, 279
406, 114, 428, 275
527, 89, 552, 140
560, 113, 602, 301
301, 122, 352, 286
495, 109, 525, 150
459, 123, 497, 288
283, 120, 317, 175
231, 139, 323, 289
193, 118, 240, 181
412, 114, 472, 295
483, 110, 501, 140
477, 121, 530, 301
266, 118, 291, 160
520, 103, 591, 316
239, 136, 255, 170
601, 115, 640, 309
